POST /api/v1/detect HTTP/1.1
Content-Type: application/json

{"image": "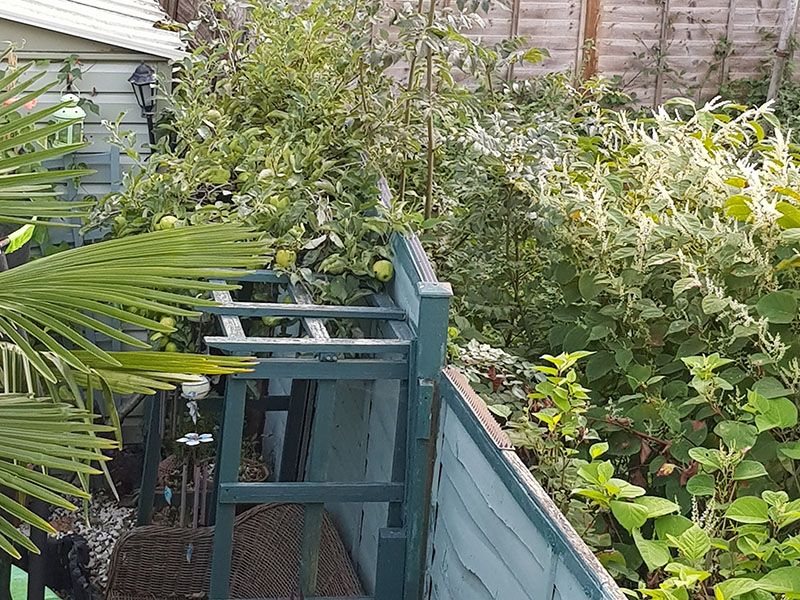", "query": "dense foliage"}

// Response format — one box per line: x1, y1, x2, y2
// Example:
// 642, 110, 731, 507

441, 86, 800, 597
91, 0, 800, 596
93, 0, 413, 304
92, 0, 547, 304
